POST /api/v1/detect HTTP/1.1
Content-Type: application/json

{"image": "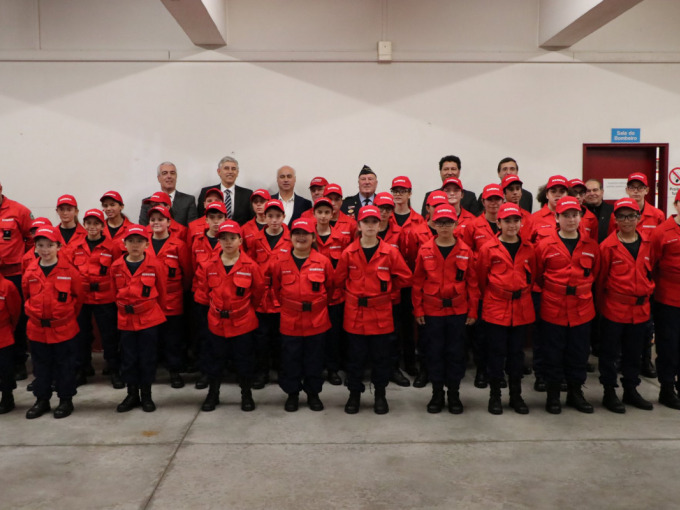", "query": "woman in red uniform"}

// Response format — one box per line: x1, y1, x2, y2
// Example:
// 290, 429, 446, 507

54, 195, 87, 247
535, 197, 600, 414
334, 205, 412, 415
476, 203, 536, 415
198, 220, 265, 412
22, 225, 84, 419
272, 218, 334, 411
0, 269, 22, 414
597, 198, 656, 413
